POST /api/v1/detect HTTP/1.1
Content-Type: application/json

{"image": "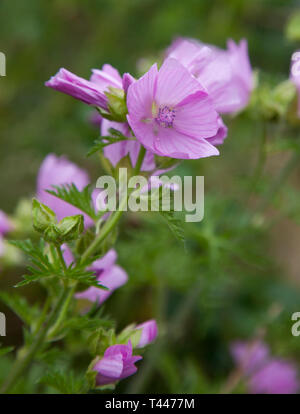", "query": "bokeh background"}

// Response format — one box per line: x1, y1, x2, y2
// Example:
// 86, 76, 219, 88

1, 0, 300, 393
